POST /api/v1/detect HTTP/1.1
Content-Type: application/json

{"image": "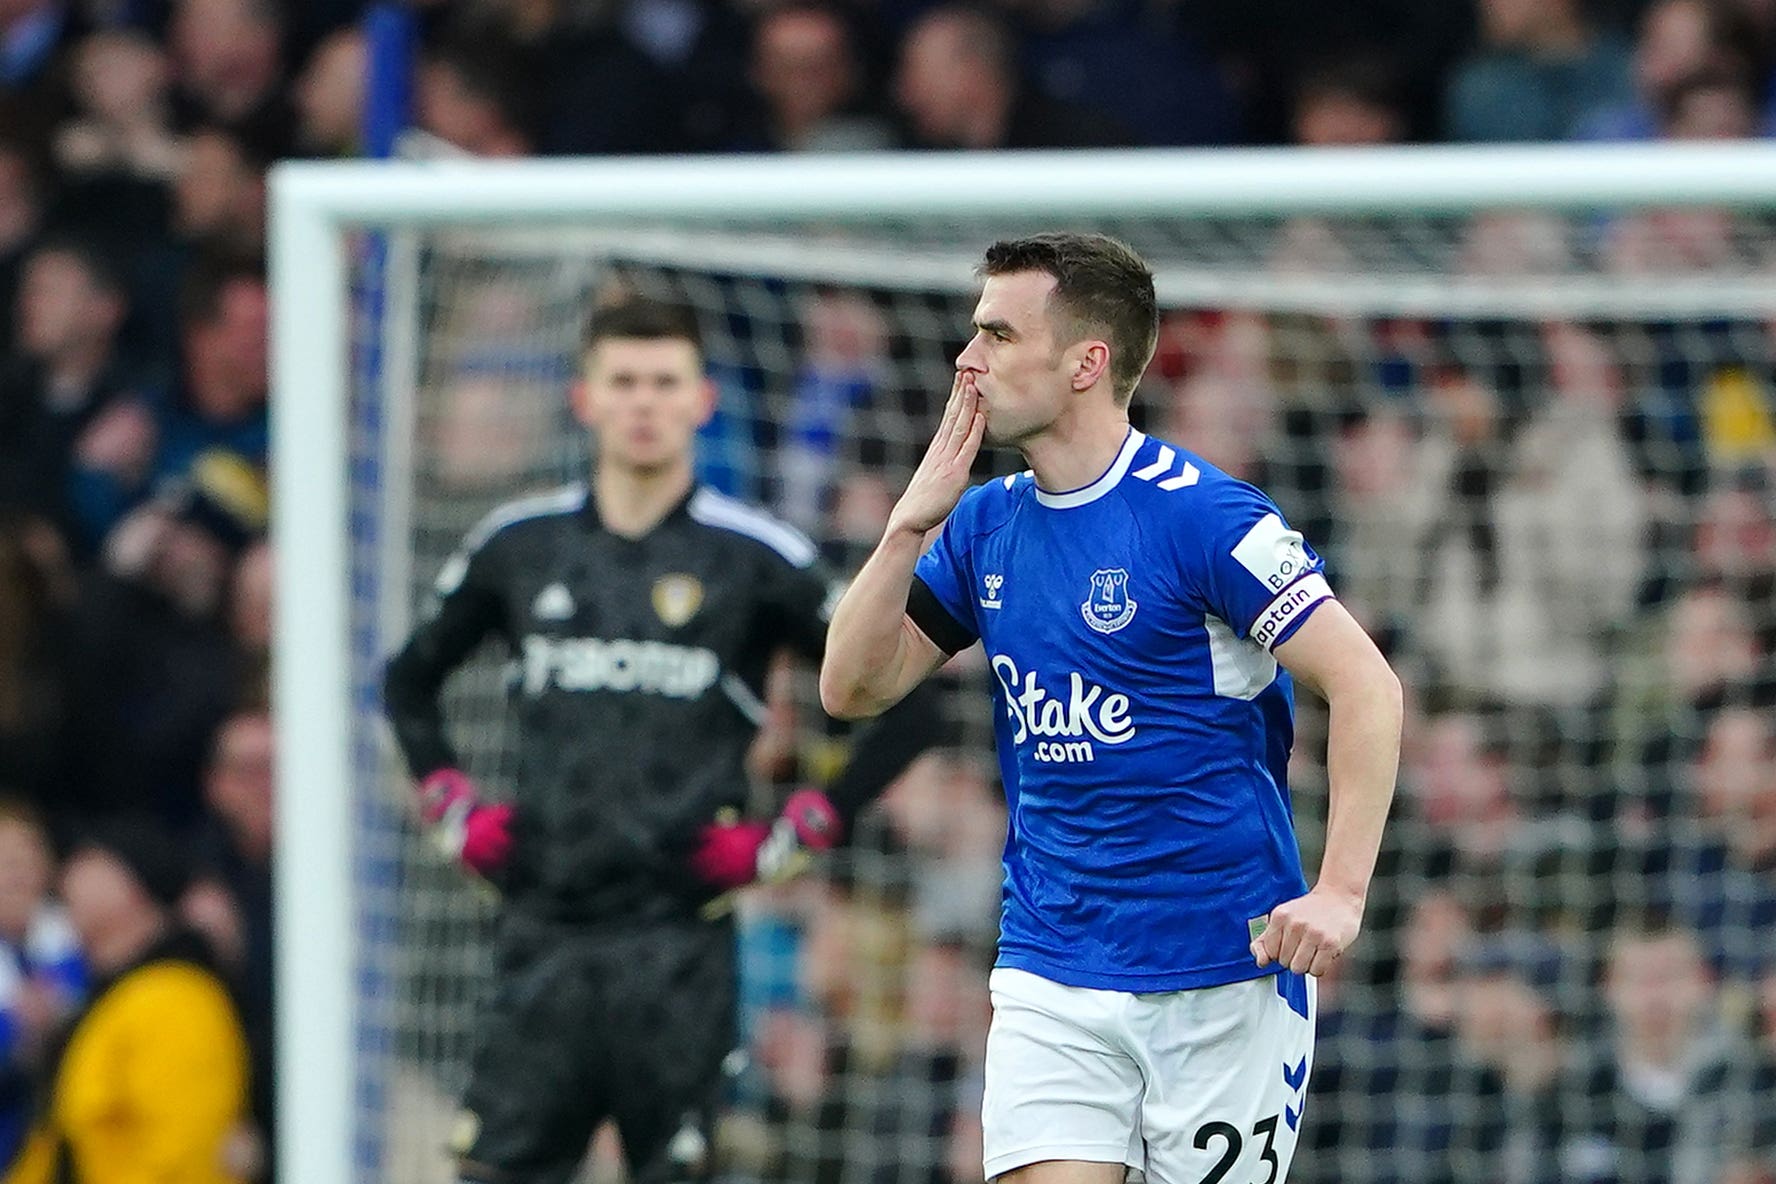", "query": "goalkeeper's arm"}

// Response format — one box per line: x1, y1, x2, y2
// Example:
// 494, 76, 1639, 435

383, 571, 510, 875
